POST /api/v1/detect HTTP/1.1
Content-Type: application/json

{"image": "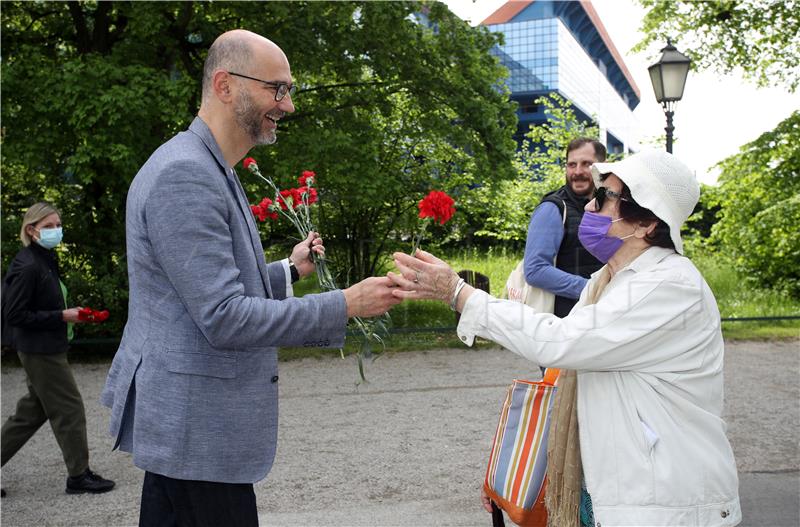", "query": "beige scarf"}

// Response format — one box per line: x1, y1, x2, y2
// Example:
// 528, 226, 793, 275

545, 268, 611, 526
